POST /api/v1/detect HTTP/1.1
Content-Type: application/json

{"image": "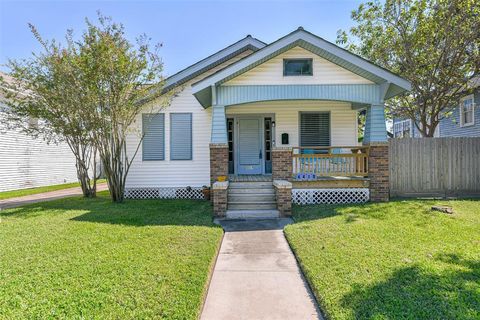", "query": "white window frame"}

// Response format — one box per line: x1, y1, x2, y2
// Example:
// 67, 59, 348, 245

393, 119, 412, 138
459, 94, 475, 127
